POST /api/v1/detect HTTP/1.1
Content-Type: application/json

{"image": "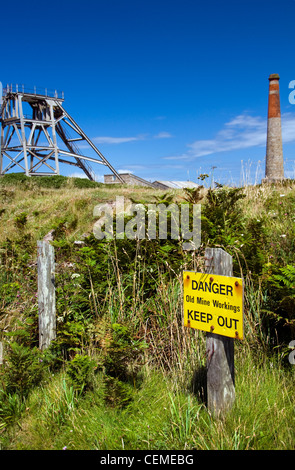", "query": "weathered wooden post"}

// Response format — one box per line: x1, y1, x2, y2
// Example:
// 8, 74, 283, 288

0, 341, 3, 365
205, 247, 235, 416
37, 241, 56, 350
183, 247, 243, 417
